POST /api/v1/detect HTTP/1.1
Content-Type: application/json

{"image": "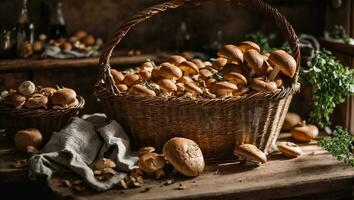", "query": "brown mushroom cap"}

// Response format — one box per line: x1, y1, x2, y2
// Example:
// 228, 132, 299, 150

179, 61, 199, 75
206, 78, 217, 87
158, 79, 177, 92
237, 41, 261, 53
233, 144, 267, 163
217, 44, 243, 64
199, 68, 213, 80
14, 128, 42, 151
122, 73, 140, 87
39, 87, 57, 97
268, 50, 297, 81
163, 137, 205, 177
167, 55, 187, 66
211, 57, 228, 71
3, 93, 26, 109
24, 93, 48, 109
73, 30, 87, 40
277, 142, 302, 157
117, 84, 128, 92
191, 59, 205, 69
138, 152, 166, 174
233, 87, 249, 96
18, 81, 36, 96
291, 121, 319, 142
220, 63, 245, 75
95, 158, 116, 170
185, 82, 203, 95
81, 35, 95, 46
244, 49, 266, 77
51, 88, 77, 105
215, 81, 238, 97
111, 69, 125, 84
224, 72, 247, 85
130, 84, 156, 96
140, 61, 155, 70
177, 76, 194, 84
139, 69, 152, 80
138, 146, 155, 156
251, 77, 277, 92
282, 112, 301, 131
159, 62, 183, 80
